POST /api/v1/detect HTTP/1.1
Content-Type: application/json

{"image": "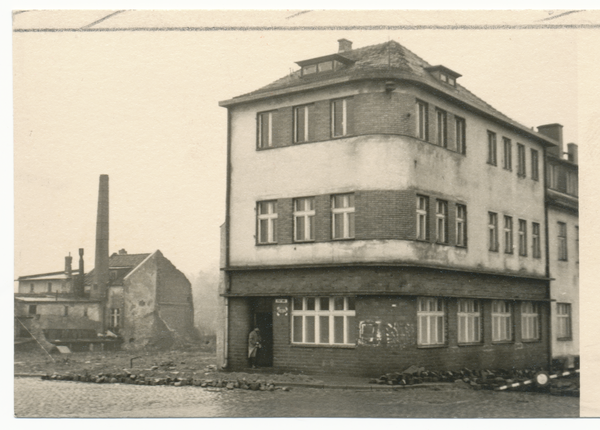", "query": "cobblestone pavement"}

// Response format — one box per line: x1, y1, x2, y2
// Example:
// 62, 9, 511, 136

14, 377, 578, 418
